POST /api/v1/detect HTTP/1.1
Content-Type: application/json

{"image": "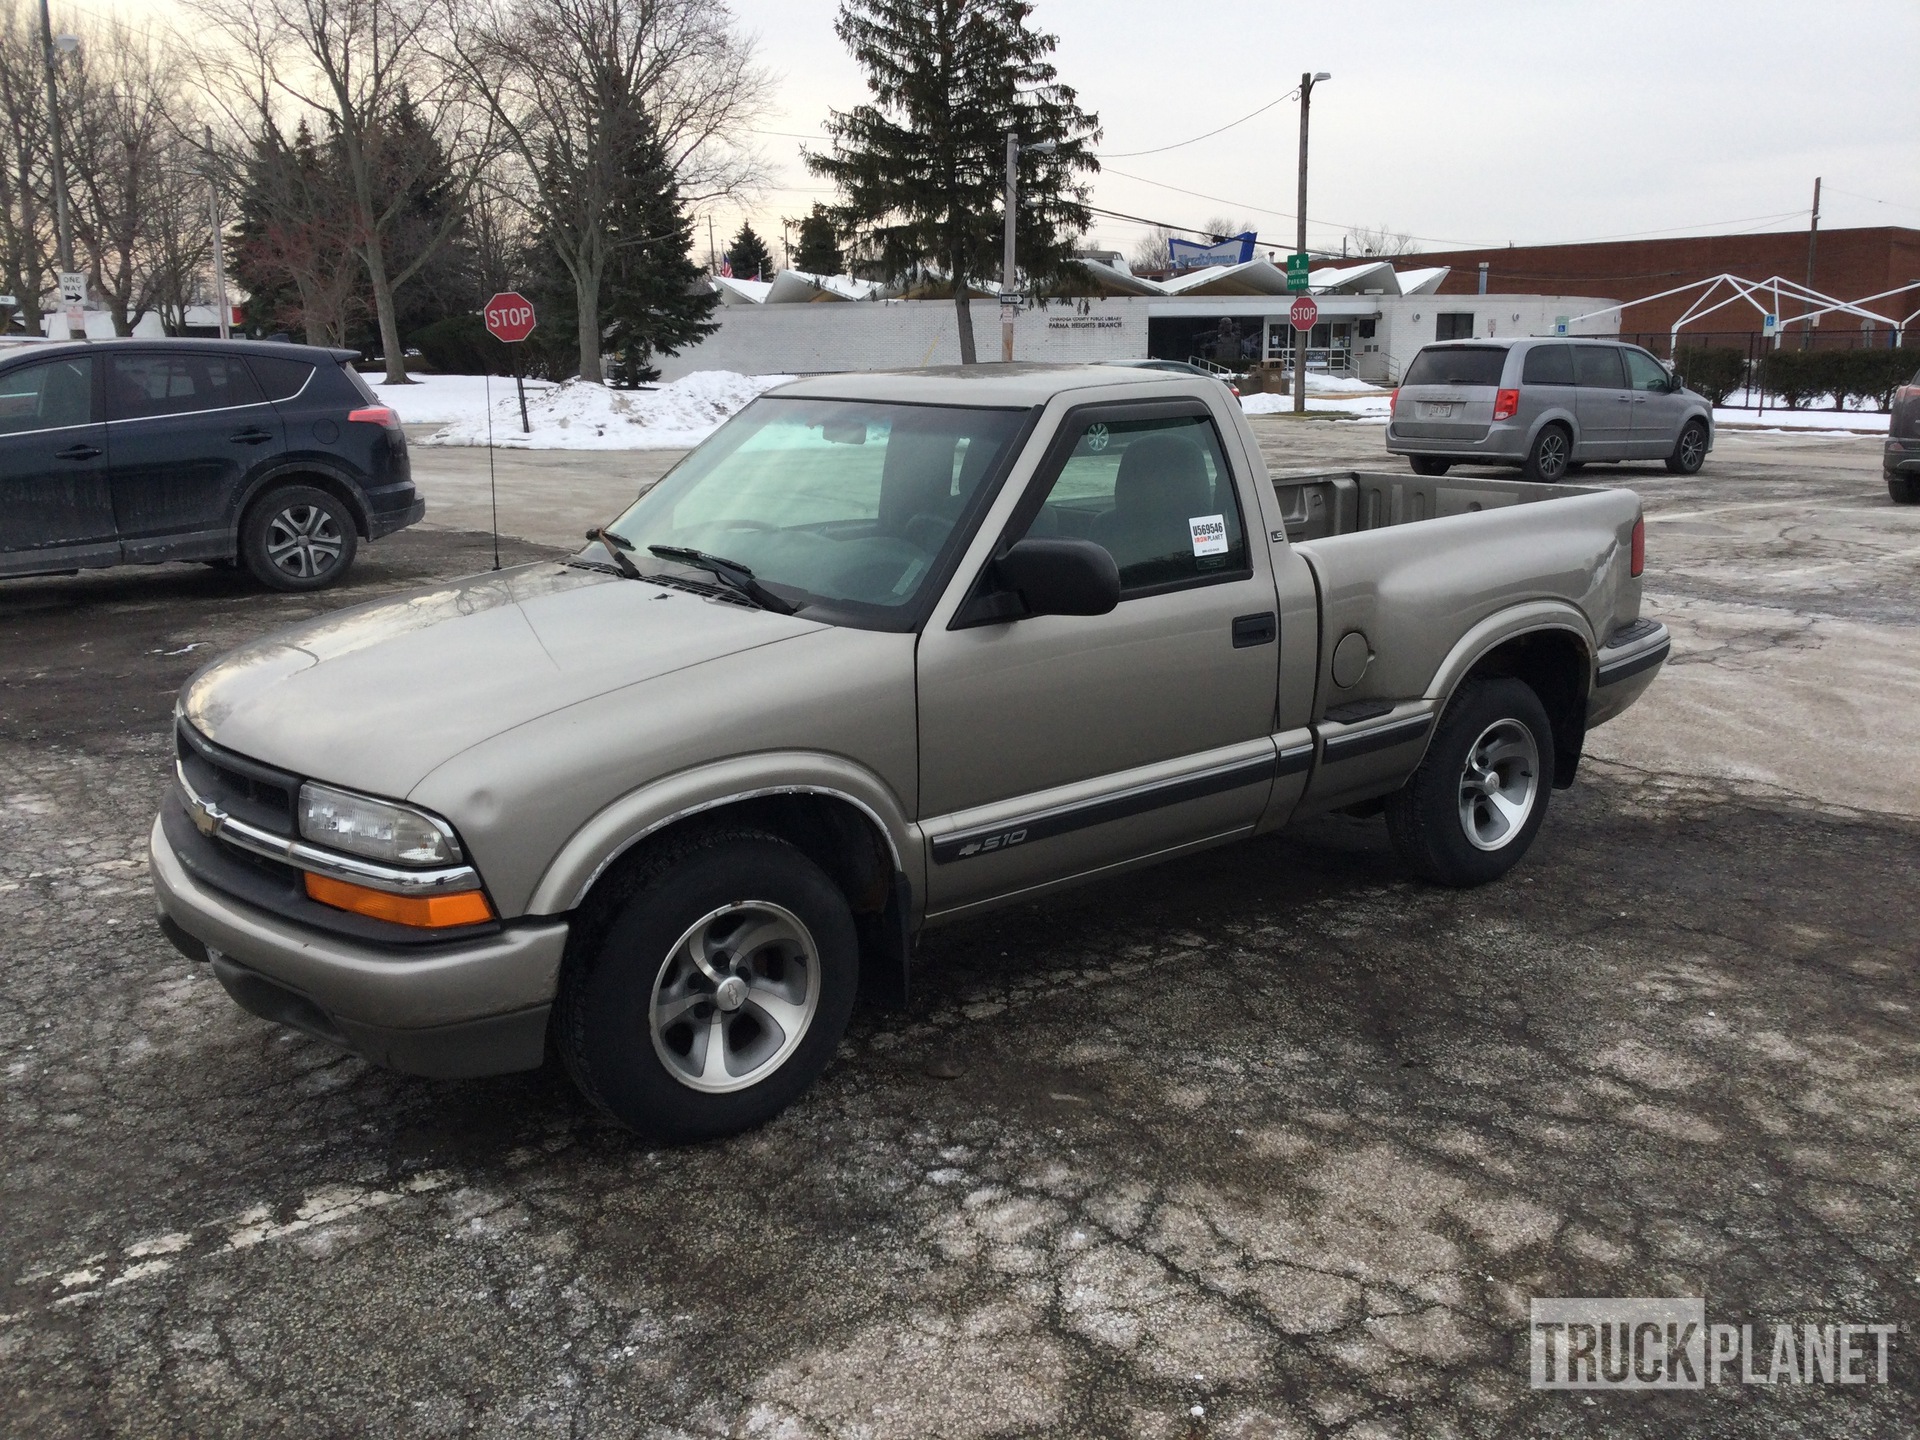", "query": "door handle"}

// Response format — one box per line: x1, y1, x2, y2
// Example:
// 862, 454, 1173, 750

1614, 395, 1632, 404
229, 428, 274, 444
55, 443, 101, 460
1232, 611, 1276, 648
